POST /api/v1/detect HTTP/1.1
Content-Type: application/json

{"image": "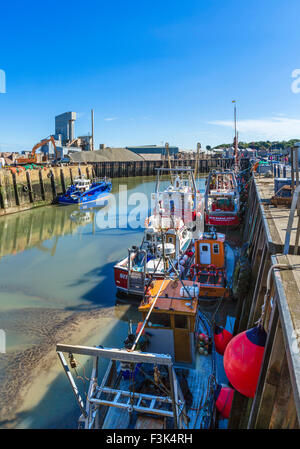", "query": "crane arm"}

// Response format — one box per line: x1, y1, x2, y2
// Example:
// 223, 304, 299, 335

30, 136, 58, 159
